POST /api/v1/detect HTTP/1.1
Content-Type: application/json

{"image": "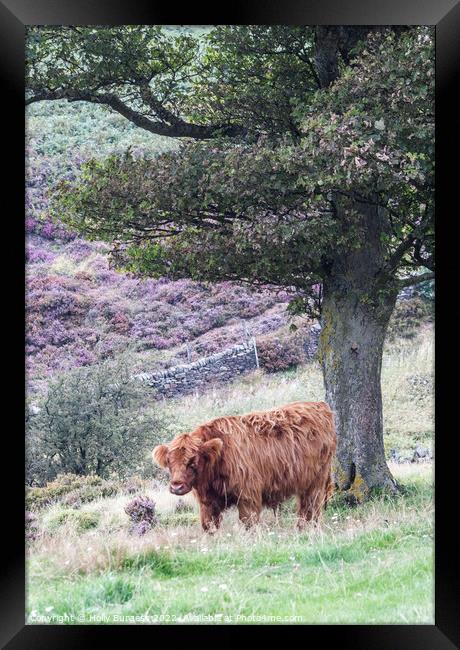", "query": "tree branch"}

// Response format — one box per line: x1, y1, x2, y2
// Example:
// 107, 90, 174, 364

26, 88, 247, 140
382, 212, 433, 276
